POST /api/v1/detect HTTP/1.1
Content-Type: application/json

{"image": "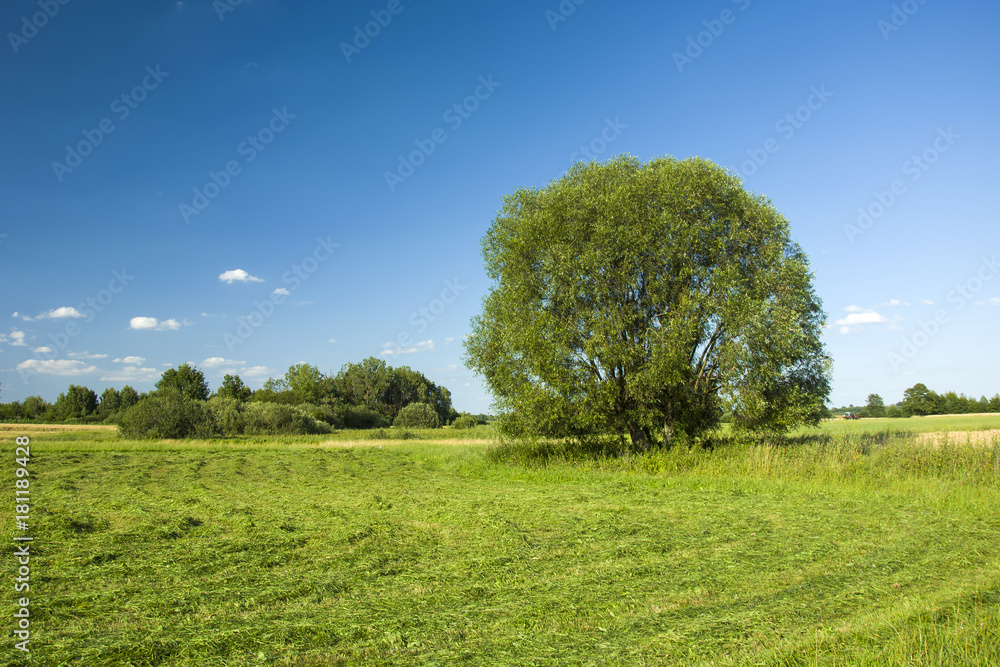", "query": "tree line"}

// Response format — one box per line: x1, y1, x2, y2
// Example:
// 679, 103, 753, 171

839, 383, 1000, 418
0, 357, 487, 438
